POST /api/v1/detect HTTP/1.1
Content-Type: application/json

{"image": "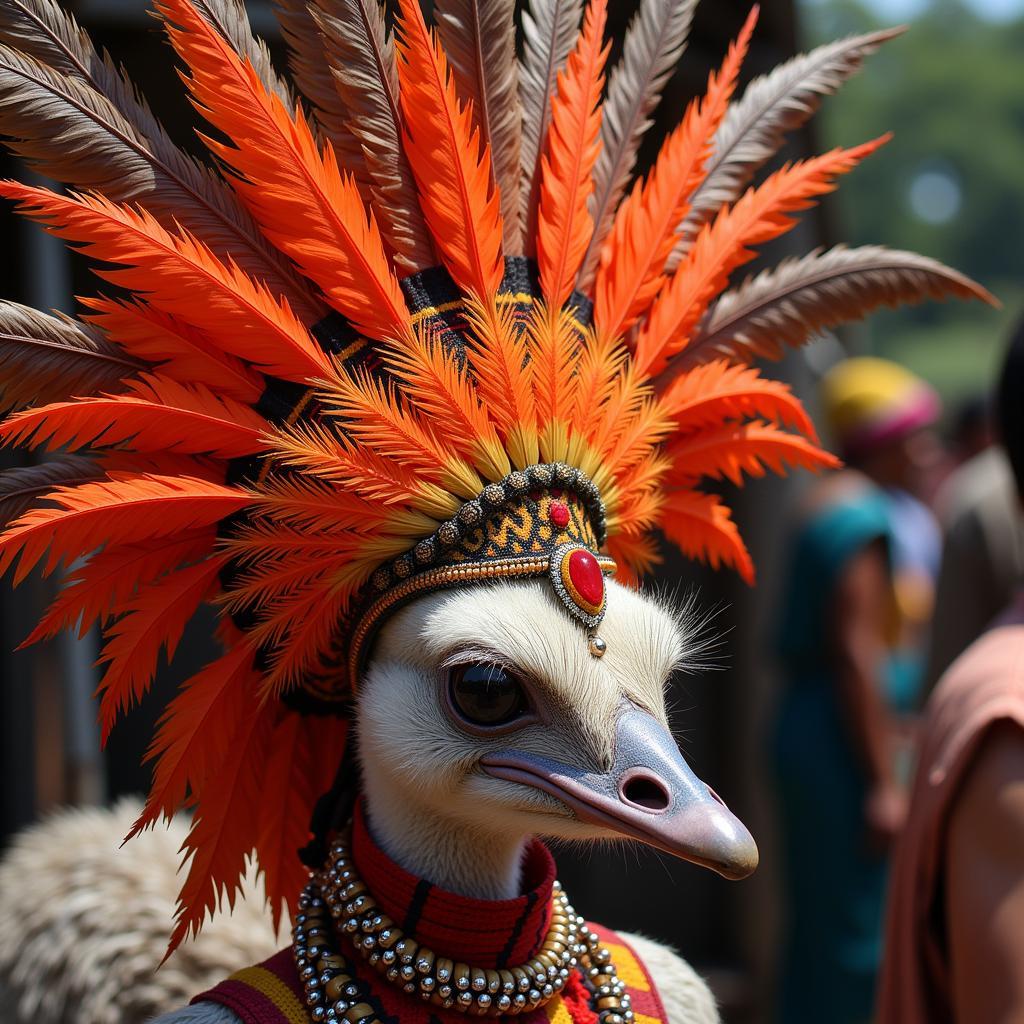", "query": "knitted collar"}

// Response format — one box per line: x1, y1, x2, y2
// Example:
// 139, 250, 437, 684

350, 803, 556, 970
